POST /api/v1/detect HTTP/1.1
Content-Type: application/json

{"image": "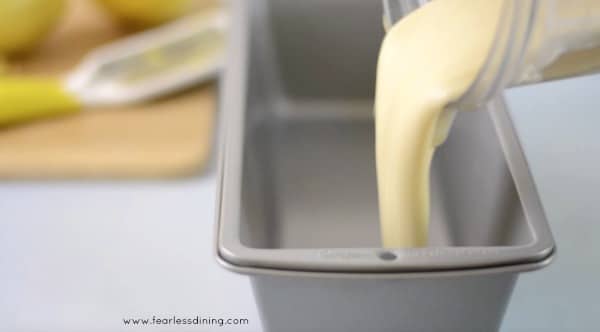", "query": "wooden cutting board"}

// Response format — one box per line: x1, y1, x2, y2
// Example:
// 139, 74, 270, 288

0, 0, 217, 178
